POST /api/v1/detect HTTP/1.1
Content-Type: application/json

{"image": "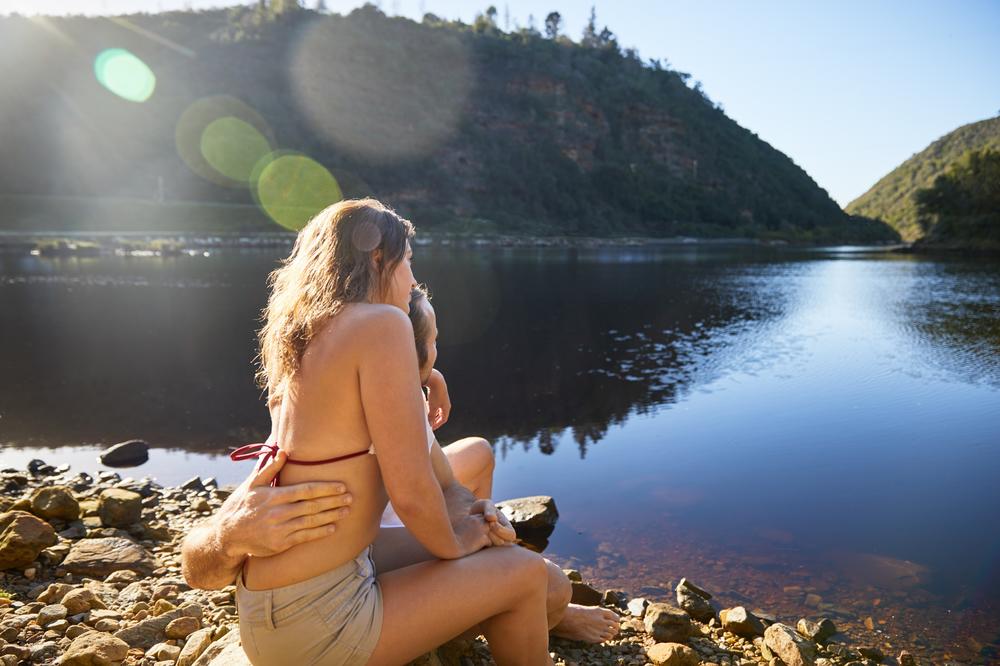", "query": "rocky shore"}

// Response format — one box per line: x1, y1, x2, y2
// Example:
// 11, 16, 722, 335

1, 460, 927, 666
